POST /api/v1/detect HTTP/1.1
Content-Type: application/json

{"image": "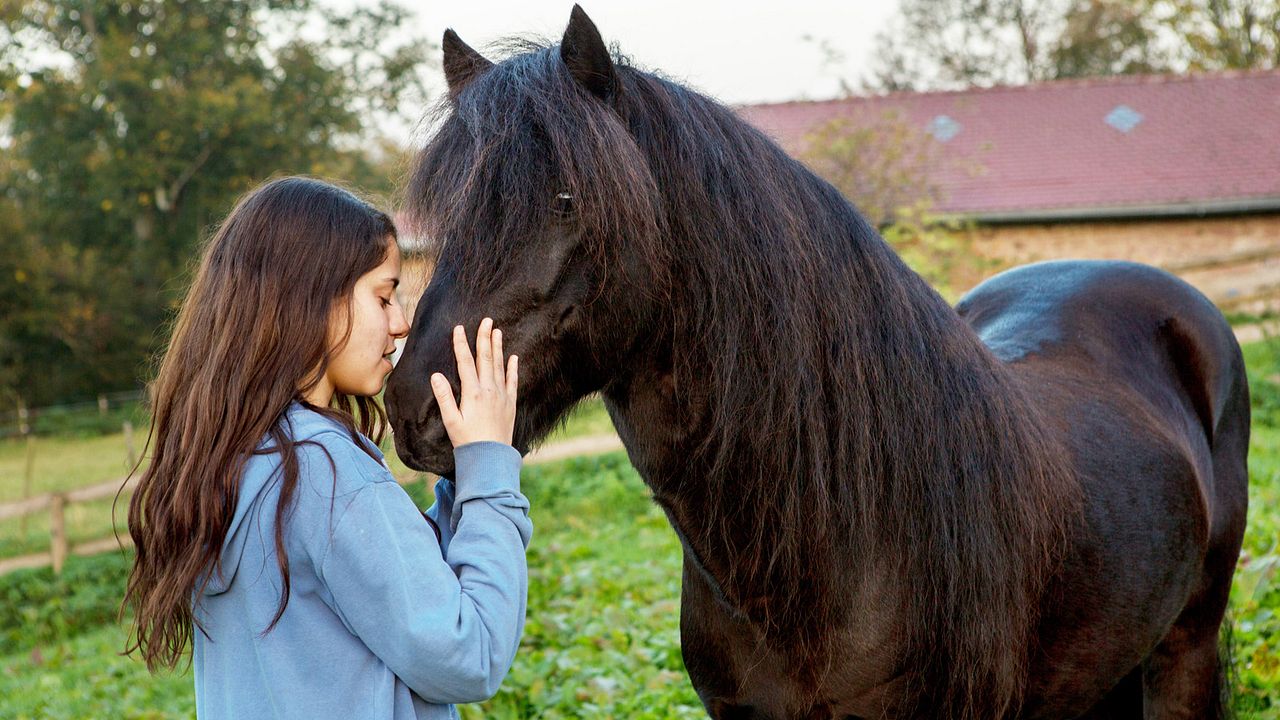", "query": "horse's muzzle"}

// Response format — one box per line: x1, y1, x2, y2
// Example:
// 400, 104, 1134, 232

387, 387, 457, 476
